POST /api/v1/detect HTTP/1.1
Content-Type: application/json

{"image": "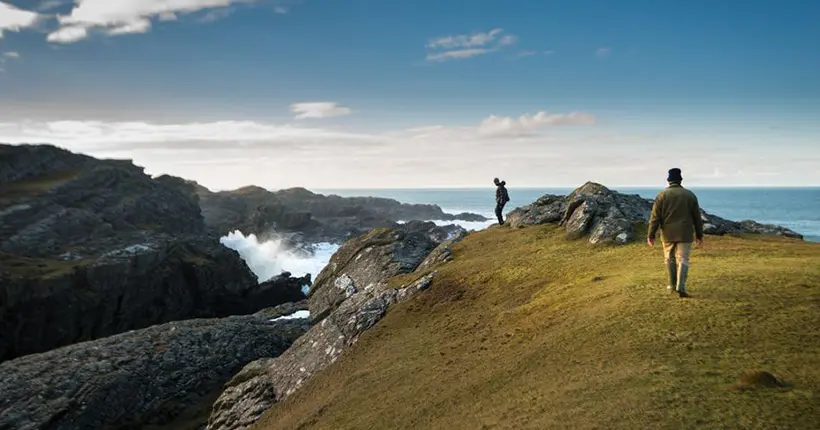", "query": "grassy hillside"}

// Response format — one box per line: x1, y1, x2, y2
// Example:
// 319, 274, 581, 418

255, 225, 820, 430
